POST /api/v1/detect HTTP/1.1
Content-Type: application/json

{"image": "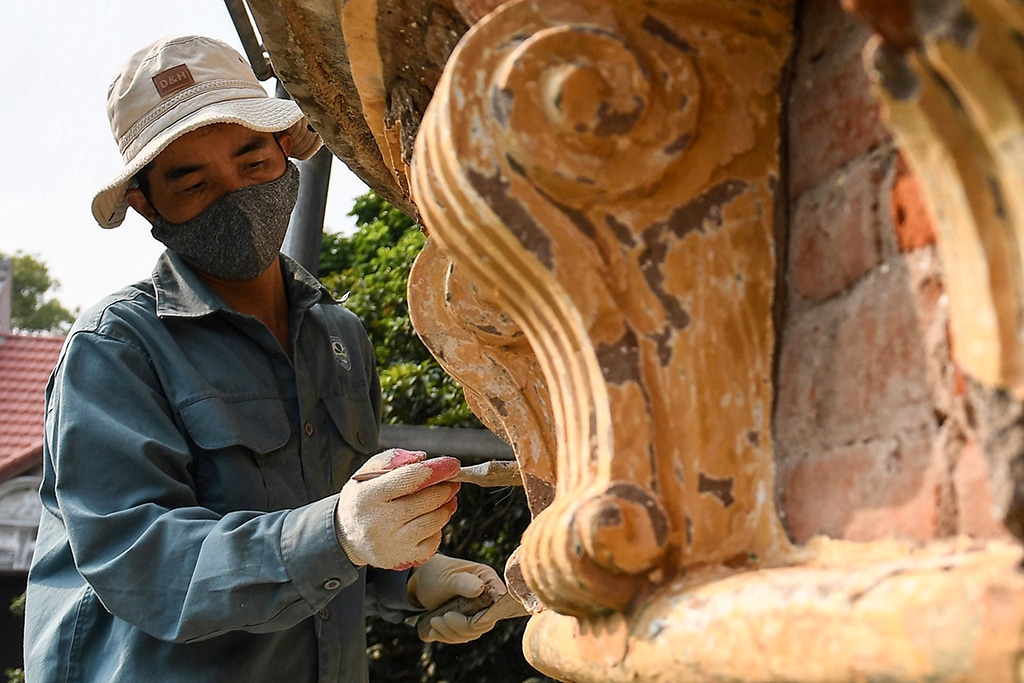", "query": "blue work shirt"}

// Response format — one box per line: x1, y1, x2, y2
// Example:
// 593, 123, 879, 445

24, 251, 415, 682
